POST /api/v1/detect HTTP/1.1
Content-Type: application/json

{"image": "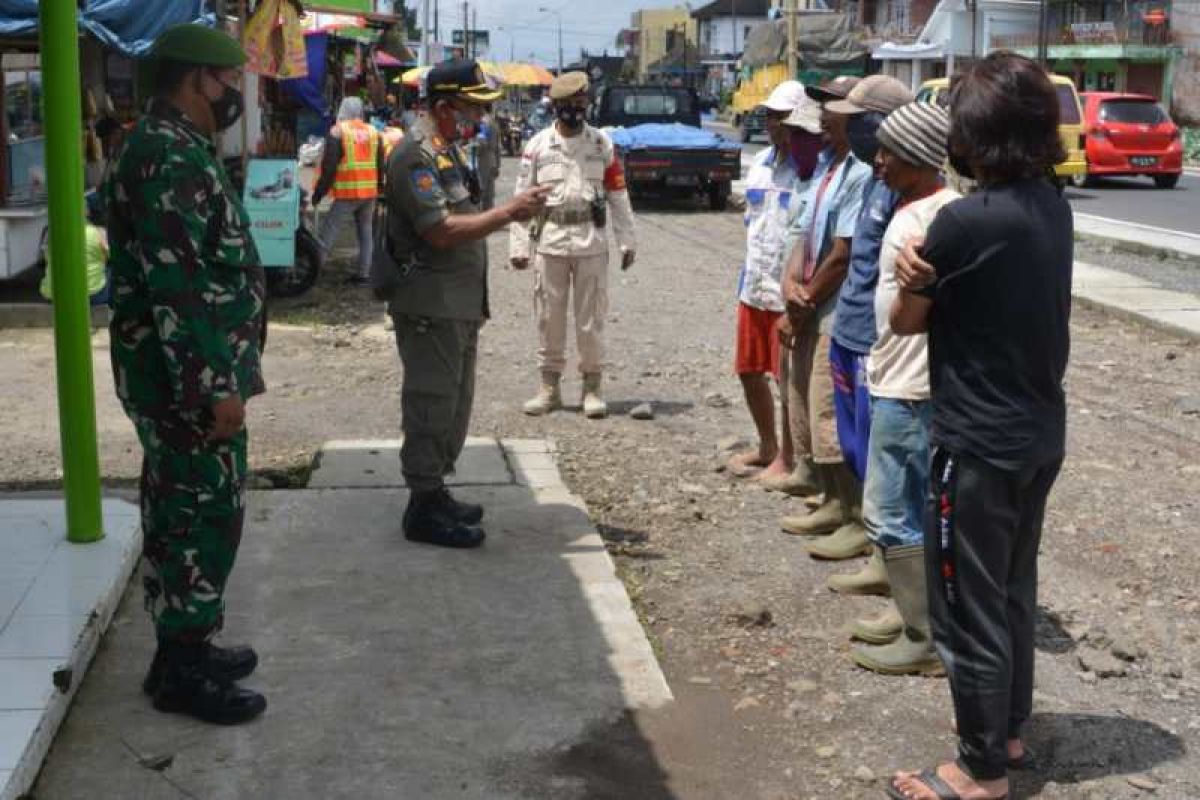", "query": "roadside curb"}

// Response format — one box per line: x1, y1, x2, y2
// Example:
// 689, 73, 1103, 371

1072, 261, 1200, 341
1073, 213, 1200, 262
